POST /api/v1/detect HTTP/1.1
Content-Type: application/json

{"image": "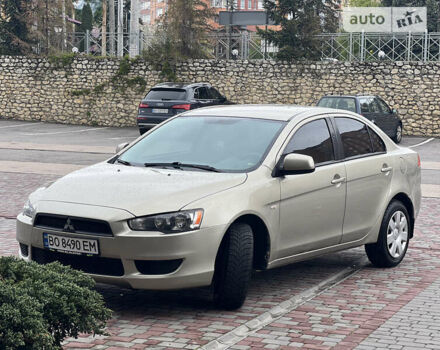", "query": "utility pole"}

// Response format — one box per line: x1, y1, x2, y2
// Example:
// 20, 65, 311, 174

117, 0, 124, 57
62, 0, 67, 50
109, 0, 116, 55
102, 0, 107, 56
129, 0, 139, 57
